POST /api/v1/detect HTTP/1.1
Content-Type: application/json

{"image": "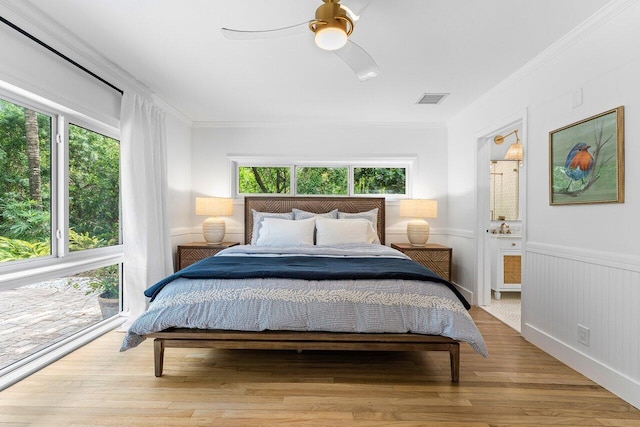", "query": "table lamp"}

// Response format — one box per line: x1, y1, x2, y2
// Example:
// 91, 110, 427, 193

399, 199, 437, 246
195, 197, 233, 244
